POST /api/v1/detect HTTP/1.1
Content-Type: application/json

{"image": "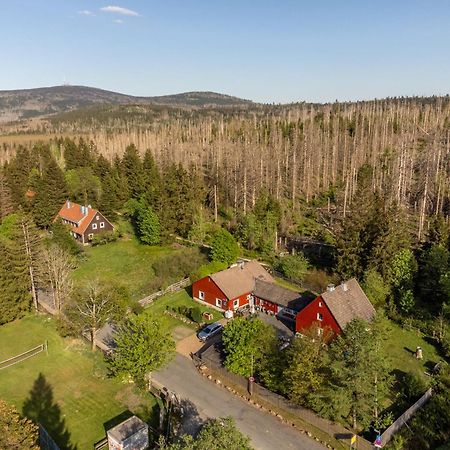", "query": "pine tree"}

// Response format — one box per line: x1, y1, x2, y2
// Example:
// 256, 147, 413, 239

122, 144, 145, 199
0, 234, 30, 324
0, 400, 39, 449
142, 148, 161, 207
0, 169, 13, 220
